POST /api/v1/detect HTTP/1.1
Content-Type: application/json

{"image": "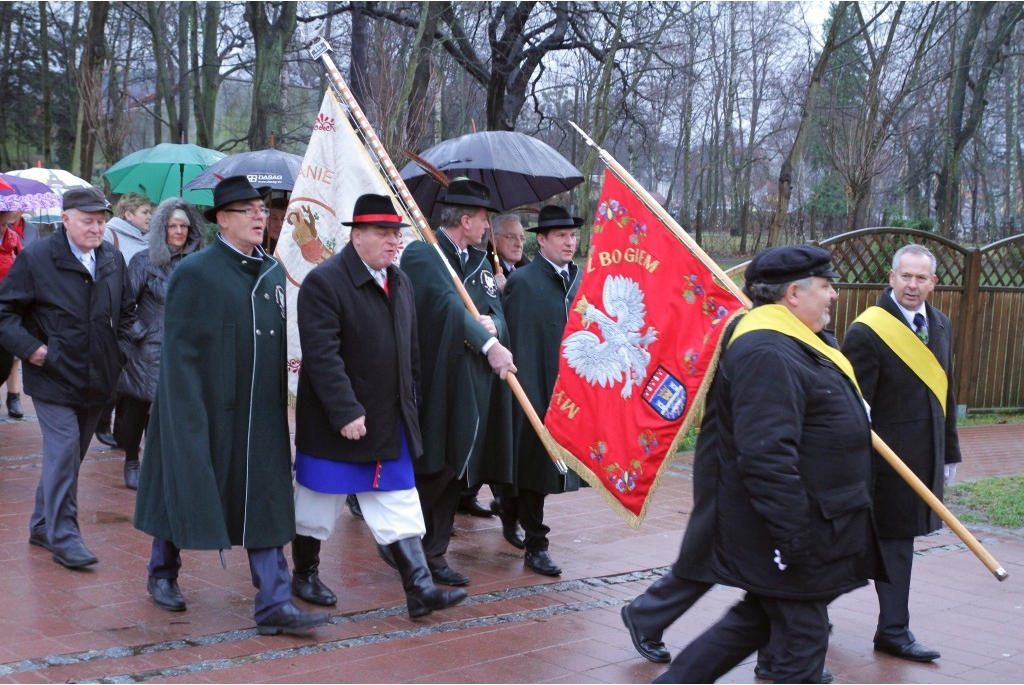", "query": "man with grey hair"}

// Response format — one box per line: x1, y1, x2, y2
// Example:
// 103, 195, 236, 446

487, 213, 530, 292
842, 243, 961, 663
0, 187, 135, 569
399, 178, 516, 587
